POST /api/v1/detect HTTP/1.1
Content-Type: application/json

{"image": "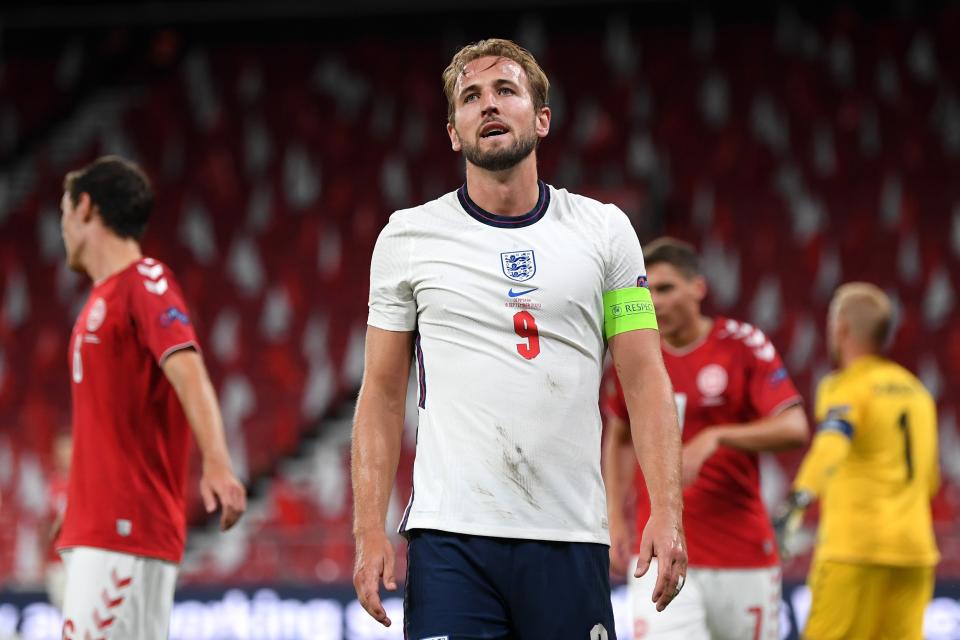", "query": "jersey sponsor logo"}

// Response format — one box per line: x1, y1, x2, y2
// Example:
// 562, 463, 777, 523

143, 277, 169, 295
637, 274, 648, 288
116, 519, 132, 536
501, 250, 536, 282
508, 287, 538, 297
697, 364, 728, 398
159, 306, 191, 327
86, 297, 107, 332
